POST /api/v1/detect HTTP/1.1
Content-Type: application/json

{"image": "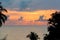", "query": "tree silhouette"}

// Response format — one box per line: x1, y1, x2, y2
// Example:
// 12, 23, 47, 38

0, 2, 7, 27
26, 32, 40, 40
44, 11, 60, 40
